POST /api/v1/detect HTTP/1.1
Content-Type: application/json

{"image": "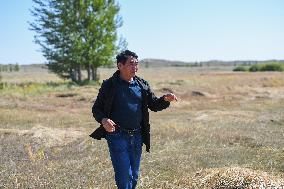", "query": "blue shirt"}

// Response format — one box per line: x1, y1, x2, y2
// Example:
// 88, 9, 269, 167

110, 77, 142, 129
